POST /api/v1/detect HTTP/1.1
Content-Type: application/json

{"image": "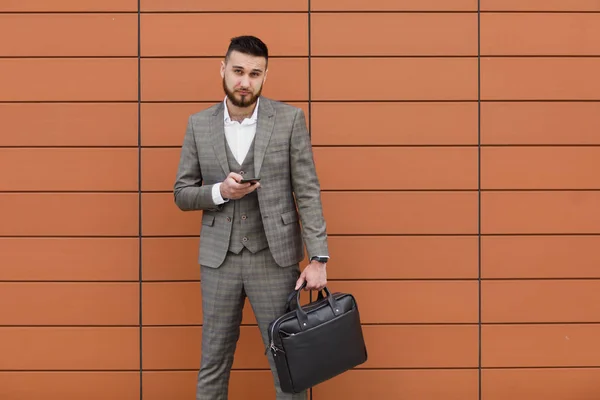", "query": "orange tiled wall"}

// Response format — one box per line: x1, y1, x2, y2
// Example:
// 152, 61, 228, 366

2, 0, 600, 399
